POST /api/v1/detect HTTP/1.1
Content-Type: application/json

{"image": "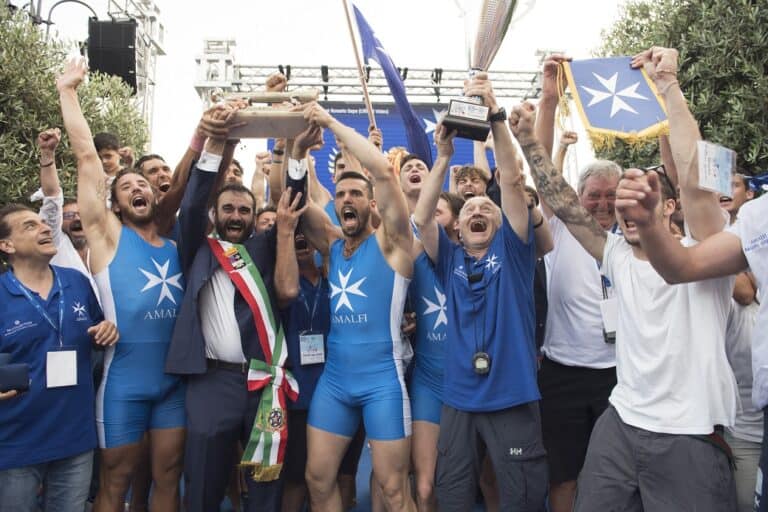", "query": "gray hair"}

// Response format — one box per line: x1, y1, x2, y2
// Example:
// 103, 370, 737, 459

577, 160, 622, 195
